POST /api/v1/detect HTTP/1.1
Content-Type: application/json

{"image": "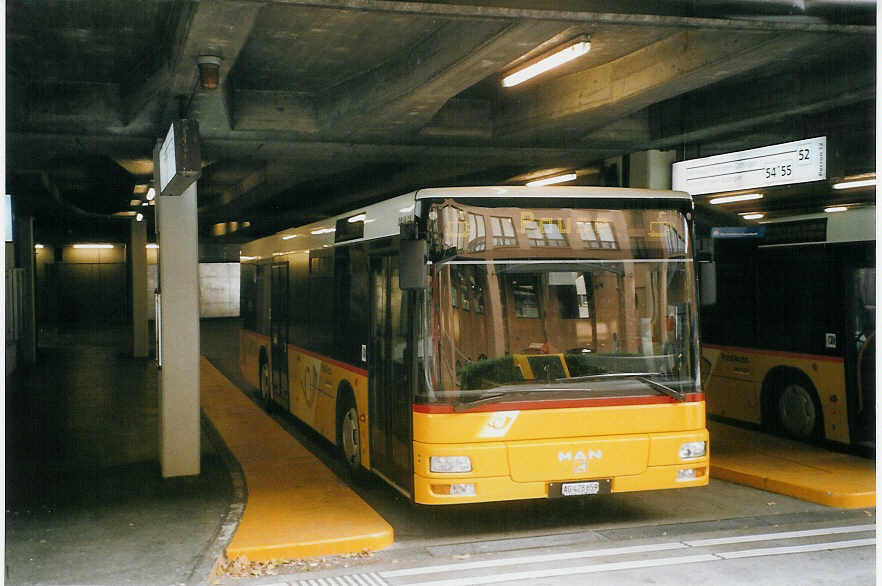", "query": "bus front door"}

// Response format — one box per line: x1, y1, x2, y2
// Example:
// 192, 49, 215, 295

369, 255, 413, 495
270, 262, 290, 411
